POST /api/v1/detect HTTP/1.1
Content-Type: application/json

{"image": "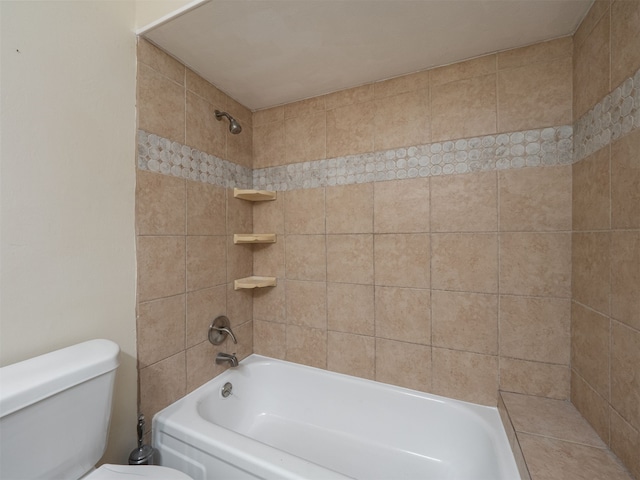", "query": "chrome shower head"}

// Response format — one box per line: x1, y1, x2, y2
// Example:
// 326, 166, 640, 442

215, 110, 242, 134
